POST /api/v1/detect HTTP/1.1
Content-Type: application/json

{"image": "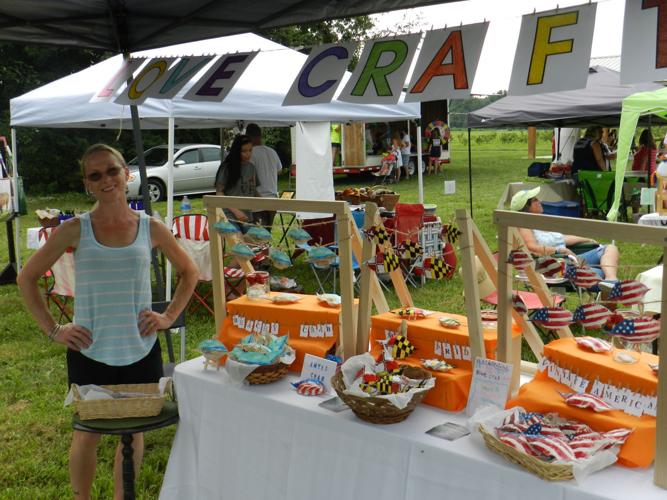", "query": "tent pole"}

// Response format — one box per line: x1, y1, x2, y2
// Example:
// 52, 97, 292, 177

416, 121, 424, 203
556, 127, 561, 161
11, 128, 20, 271
165, 117, 175, 301
468, 127, 473, 218
124, 52, 164, 301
